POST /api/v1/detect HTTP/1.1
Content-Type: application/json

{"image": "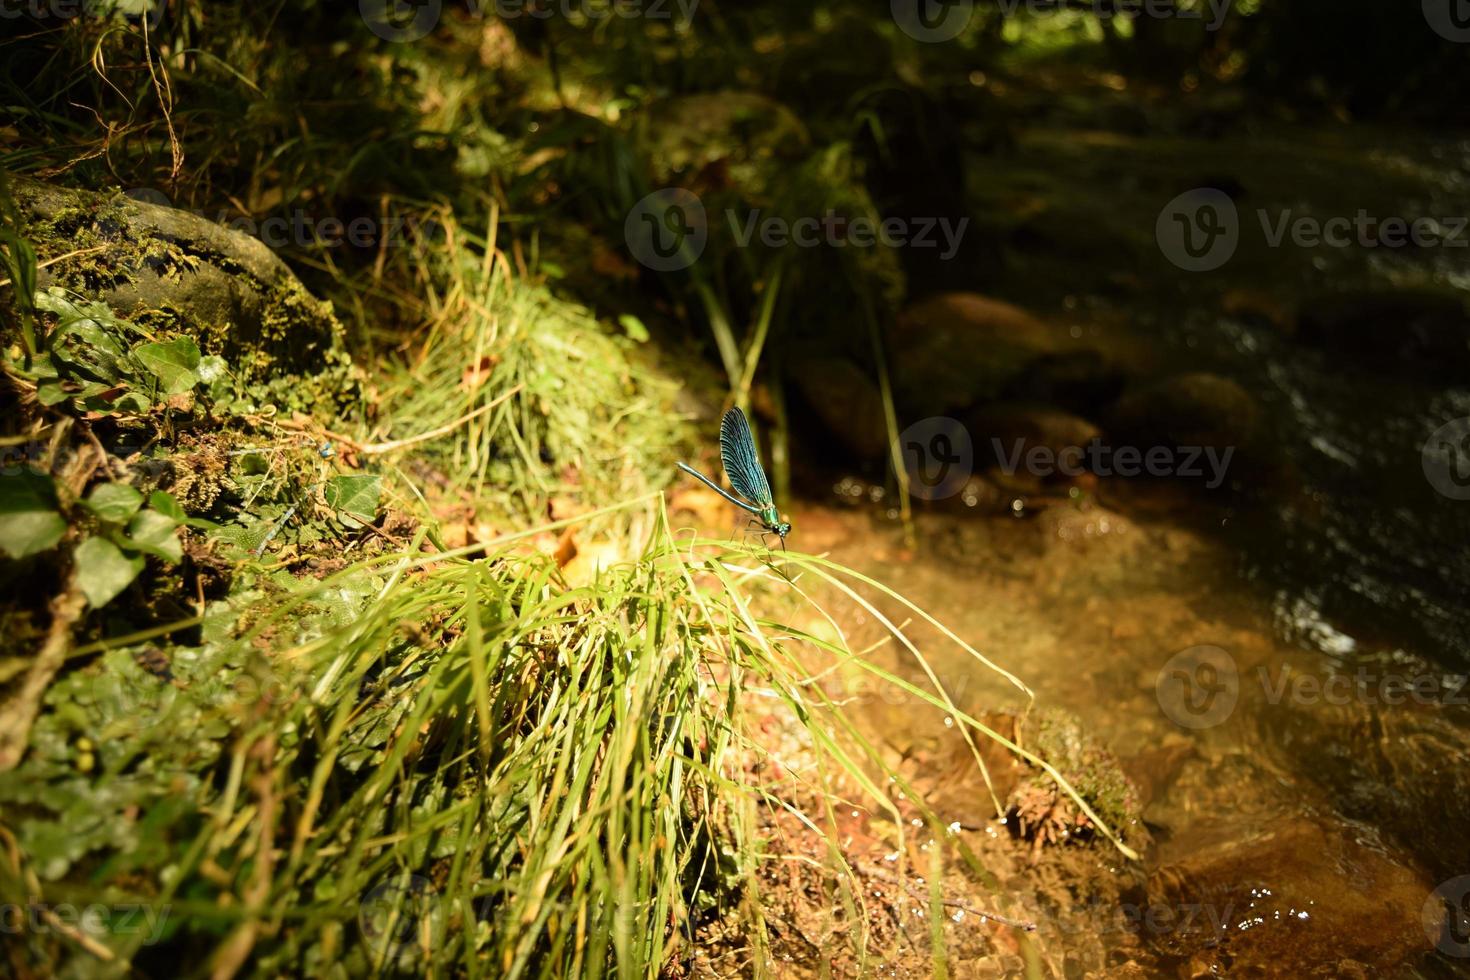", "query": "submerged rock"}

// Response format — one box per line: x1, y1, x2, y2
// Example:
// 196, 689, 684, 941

966, 402, 1103, 481
1143, 818, 1430, 976
892, 292, 1077, 418
1296, 288, 1470, 381
1002, 349, 1126, 417
1105, 372, 1268, 487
